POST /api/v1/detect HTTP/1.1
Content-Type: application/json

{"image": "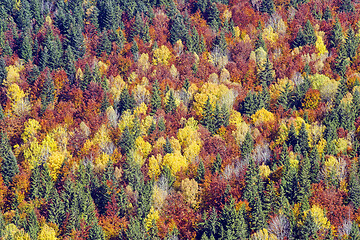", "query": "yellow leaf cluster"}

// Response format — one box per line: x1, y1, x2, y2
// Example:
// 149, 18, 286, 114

95, 152, 110, 170
148, 154, 162, 179
259, 164, 271, 178
307, 205, 331, 230
22, 119, 41, 143
177, 122, 202, 161
233, 122, 250, 146
251, 228, 278, 240
110, 75, 127, 103
170, 64, 179, 79
269, 78, 294, 100
169, 137, 181, 152
140, 115, 154, 136
3, 224, 31, 240
315, 35, 328, 56
162, 151, 188, 175
229, 110, 243, 127
133, 85, 150, 106
316, 138, 327, 156
289, 151, 299, 169
7, 83, 26, 105
181, 178, 199, 208
333, 138, 350, 154
5, 65, 21, 85
152, 45, 172, 66
48, 151, 65, 180
324, 156, 339, 176
251, 108, 275, 126
134, 136, 152, 166
138, 53, 150, 71
154, 137, 166, 151
38, 224, 58, 240
275, 122, 288, 145
263, 25, 278, 44
118, 110, 135, 133
98, 61, 109, 75
106, 106, 118, 128
144, 207, 160, 231
193, 82, 230, 116
308, 123, 325, 148
152, 184, 168, 209
309, 74, 339, 100
133, 102, 148, 117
